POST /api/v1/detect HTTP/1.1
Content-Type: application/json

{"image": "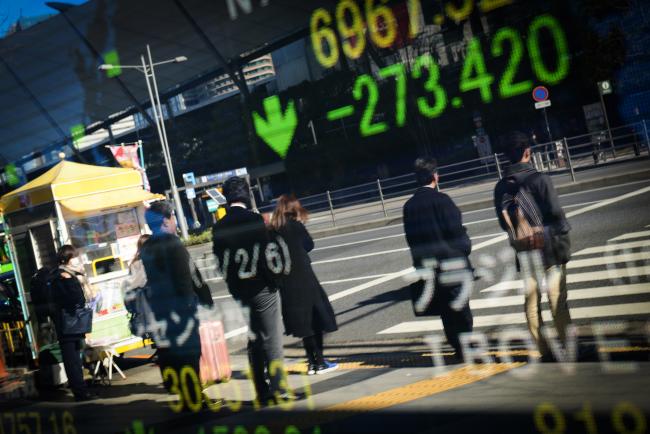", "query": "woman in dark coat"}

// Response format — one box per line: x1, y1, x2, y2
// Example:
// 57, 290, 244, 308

52, 245, 97, 401
270, 195, 338, 375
